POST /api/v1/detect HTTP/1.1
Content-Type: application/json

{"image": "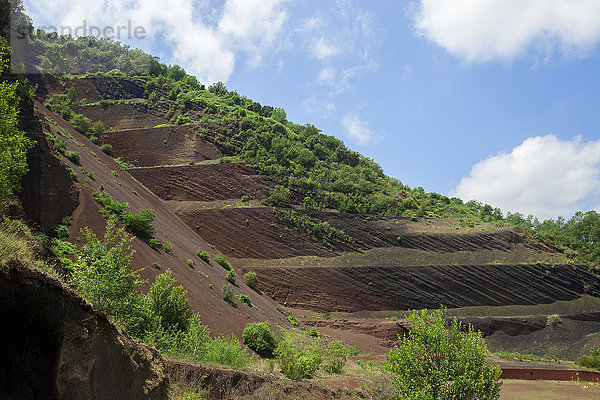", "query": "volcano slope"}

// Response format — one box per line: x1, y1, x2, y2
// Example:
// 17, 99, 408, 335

32, 99, 292, 339
38, 73, 600, 362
